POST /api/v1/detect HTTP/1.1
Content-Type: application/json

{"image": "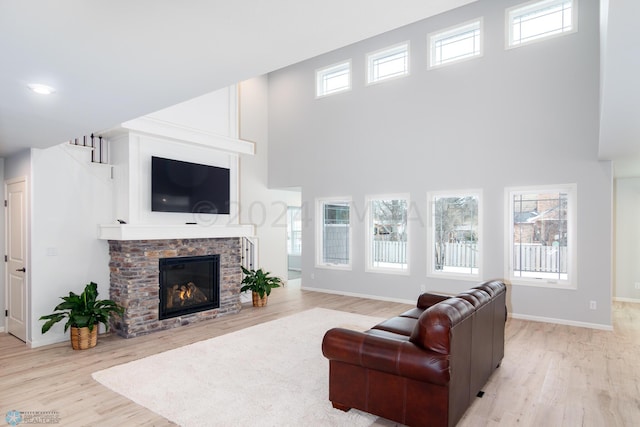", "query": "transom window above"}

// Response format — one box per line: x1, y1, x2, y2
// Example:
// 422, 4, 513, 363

316, 61, 351, 98
367, 42, 409, 84
429, 19, 482, 69
507, 0, 576, 48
